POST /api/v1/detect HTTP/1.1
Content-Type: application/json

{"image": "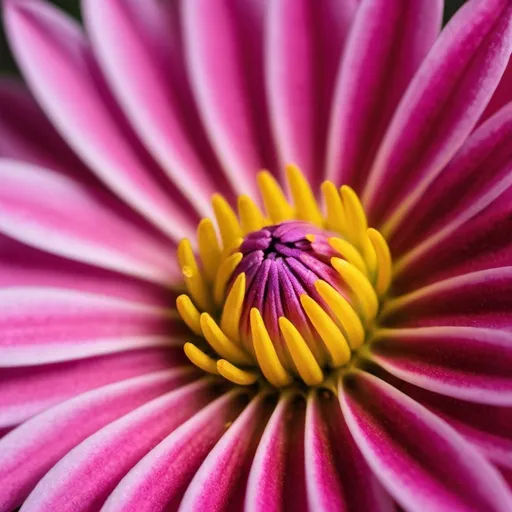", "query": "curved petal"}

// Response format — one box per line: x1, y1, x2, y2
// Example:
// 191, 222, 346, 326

481, 57, 512, 123
0, 368, 194, 512
182, 0, 276, 196
5, 0, 197, 239
179, 392, 273, 511
0, 235, 173, 307
21, 379, 218, 512
103, 390, 250, 512
83, 0, 234, 211
383, 267, 512, 330
0, 79, 94, 184
370, 327, 512, 405
0, 348, 185, 428
268, 0, 357, 185
0, 161, 180, 284
305, 390, 393, 512
363, 0, 512, 230
326, 0, 442, 192
340, 371, 512, 512
0, 287, 184, 366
